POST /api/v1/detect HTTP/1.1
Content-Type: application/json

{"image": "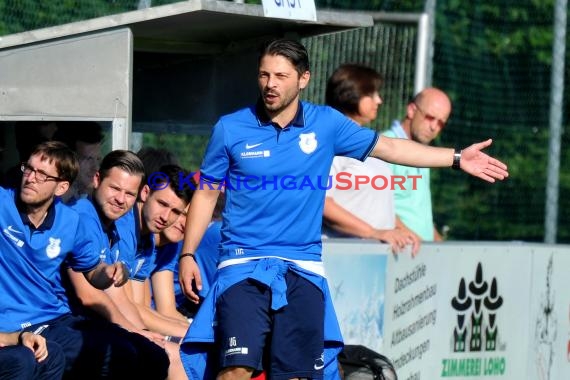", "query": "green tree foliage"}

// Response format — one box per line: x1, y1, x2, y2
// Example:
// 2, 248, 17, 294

141, 133, 209, 172
431, 0, 558, 241
315, 0, 421, 12
0, 0, 139, 35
